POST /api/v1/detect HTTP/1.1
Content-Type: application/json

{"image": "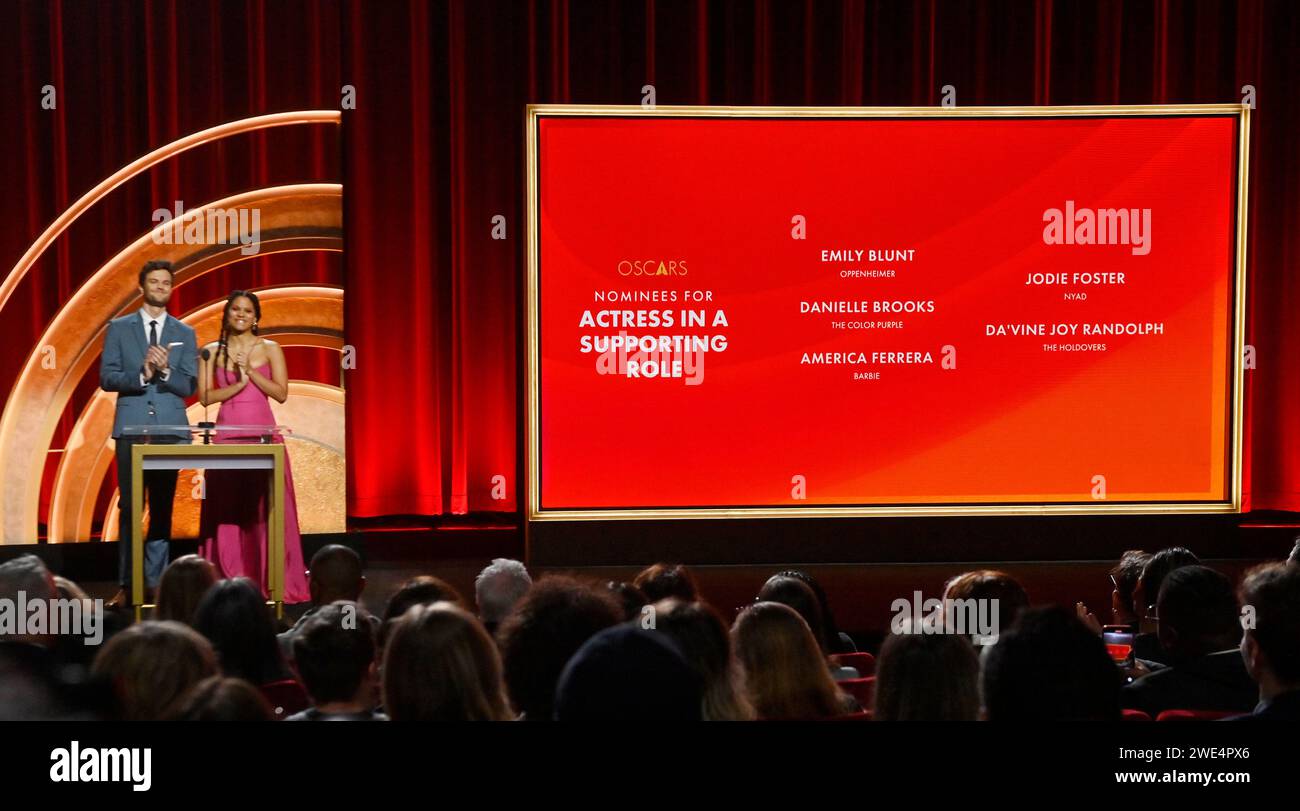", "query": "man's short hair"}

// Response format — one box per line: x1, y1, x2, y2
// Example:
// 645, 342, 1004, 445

474, 558, 532, 625
981, 605, 1121, 721
633, 563, 699, 603
1157, 565, 1240, 654
1238, 562, 1300, 684
1138, 547, 1200, 611
308, 545, 364, 602
139, 259, 175, 287
291, 602, 376, 705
